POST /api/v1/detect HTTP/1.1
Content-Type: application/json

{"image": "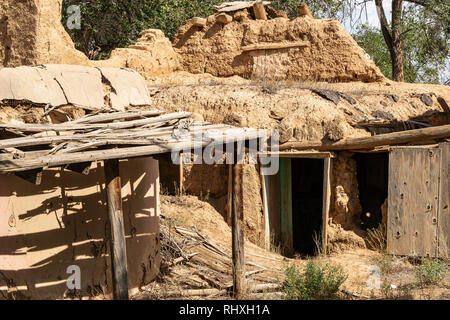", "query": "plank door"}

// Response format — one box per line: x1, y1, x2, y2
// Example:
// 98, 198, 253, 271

387, 147, 441, 257
438, 143, 449, 258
